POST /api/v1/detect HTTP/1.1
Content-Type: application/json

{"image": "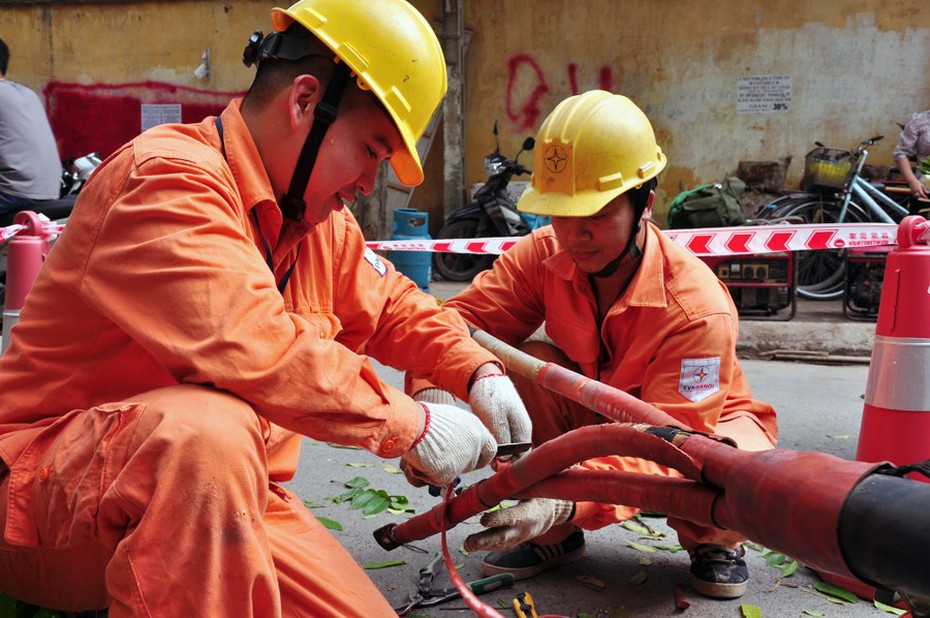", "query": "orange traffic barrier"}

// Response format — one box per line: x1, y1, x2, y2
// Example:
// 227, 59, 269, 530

818, 215, 930, 606
855, 215, 930, 479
